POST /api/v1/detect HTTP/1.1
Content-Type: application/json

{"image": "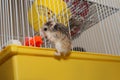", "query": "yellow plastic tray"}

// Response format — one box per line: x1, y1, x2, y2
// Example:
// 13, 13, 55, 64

0, 45, 120, 80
